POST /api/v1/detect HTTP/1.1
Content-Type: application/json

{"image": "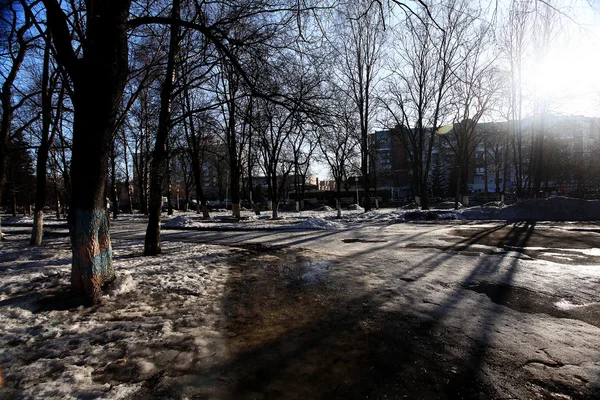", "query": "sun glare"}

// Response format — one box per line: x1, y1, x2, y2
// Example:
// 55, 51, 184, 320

521, 28, 600, 116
